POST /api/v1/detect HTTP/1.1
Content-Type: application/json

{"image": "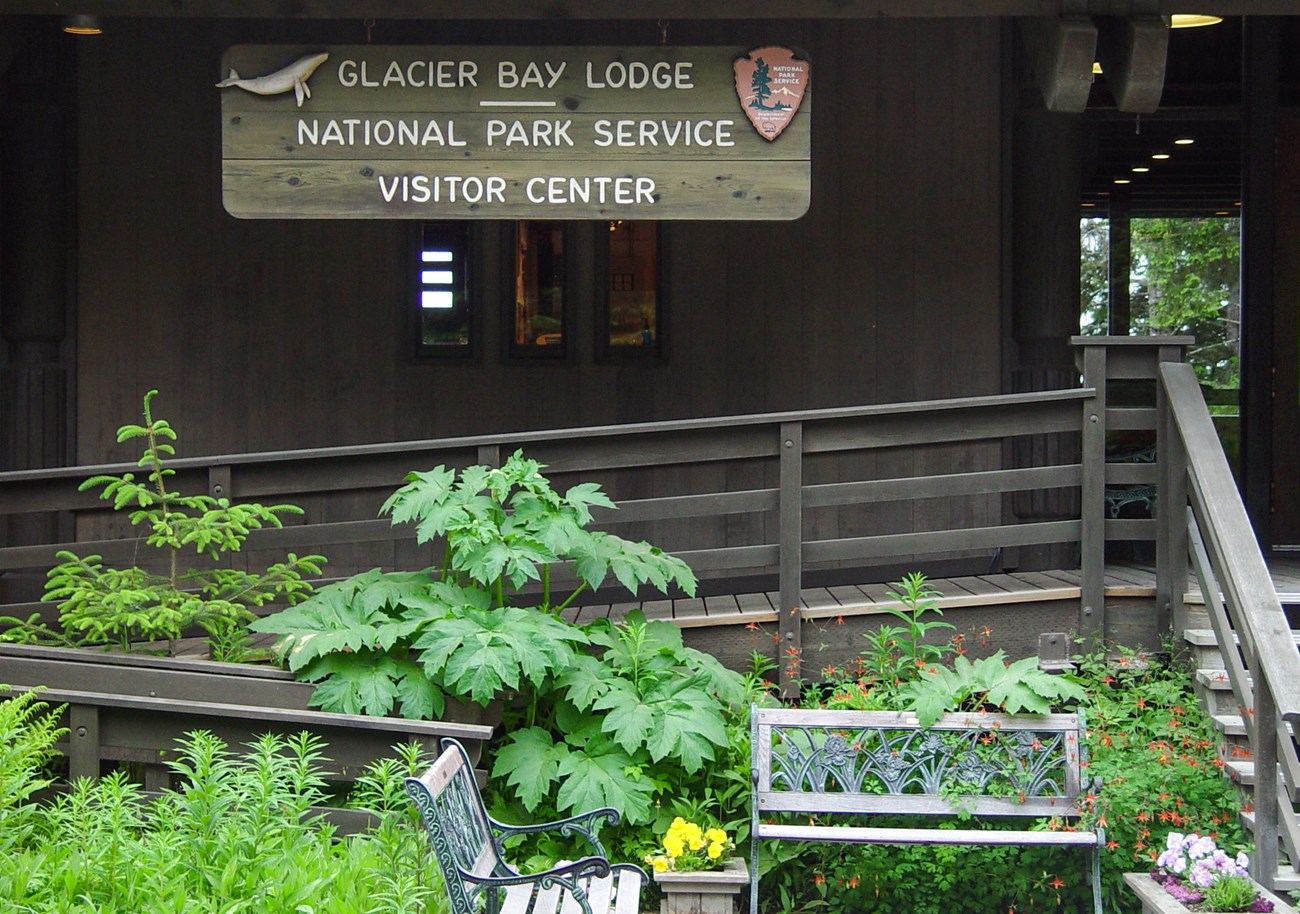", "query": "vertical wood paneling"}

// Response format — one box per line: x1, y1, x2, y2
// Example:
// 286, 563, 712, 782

70, 17, 1005, 561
